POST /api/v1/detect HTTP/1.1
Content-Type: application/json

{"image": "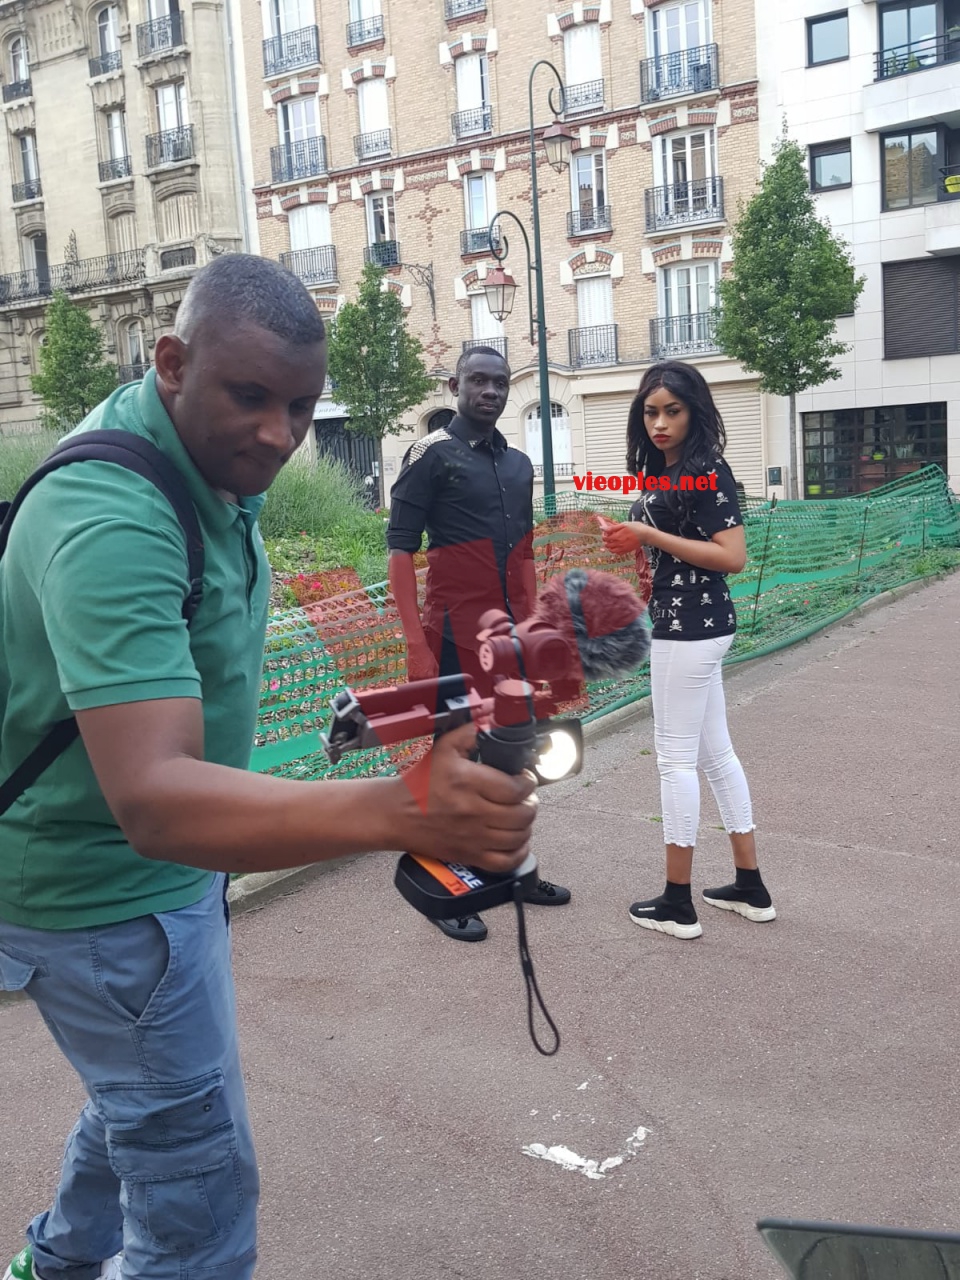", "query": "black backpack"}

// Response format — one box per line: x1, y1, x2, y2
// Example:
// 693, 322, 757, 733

0, 430, 205, 818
